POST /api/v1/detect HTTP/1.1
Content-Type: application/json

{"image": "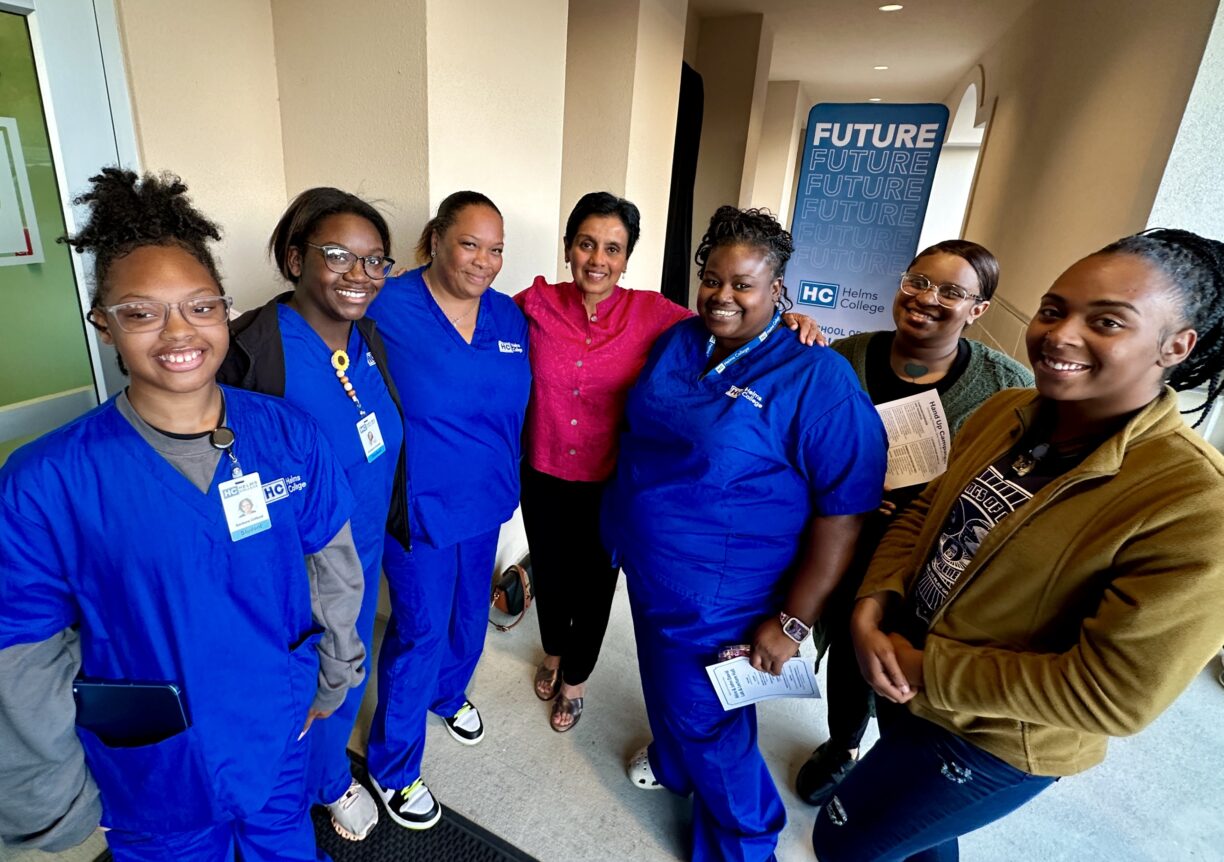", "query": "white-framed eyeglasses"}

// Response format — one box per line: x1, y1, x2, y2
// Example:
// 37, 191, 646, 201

97, 295, 233, 333
306, 242, 394, 279
898, 273, 982, 307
